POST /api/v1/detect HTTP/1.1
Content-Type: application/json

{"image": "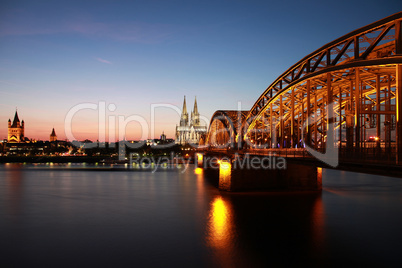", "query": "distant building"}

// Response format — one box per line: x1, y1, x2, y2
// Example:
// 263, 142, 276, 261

160, 131, 166, 142
8, 110, 25, 143
50, 128, 57, 142
175, 96, 207, 145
